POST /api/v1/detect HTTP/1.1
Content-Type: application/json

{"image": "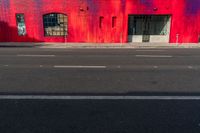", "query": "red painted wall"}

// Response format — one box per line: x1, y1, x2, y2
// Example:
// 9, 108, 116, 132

0, 0, 199, 43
